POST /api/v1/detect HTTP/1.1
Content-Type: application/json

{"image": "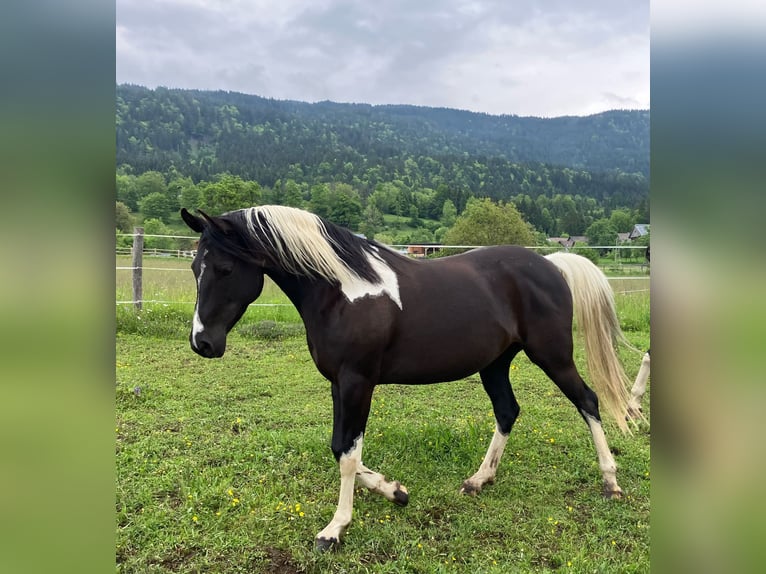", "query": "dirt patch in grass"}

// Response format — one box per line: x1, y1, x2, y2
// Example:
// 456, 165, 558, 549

262, 547, 303, 574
